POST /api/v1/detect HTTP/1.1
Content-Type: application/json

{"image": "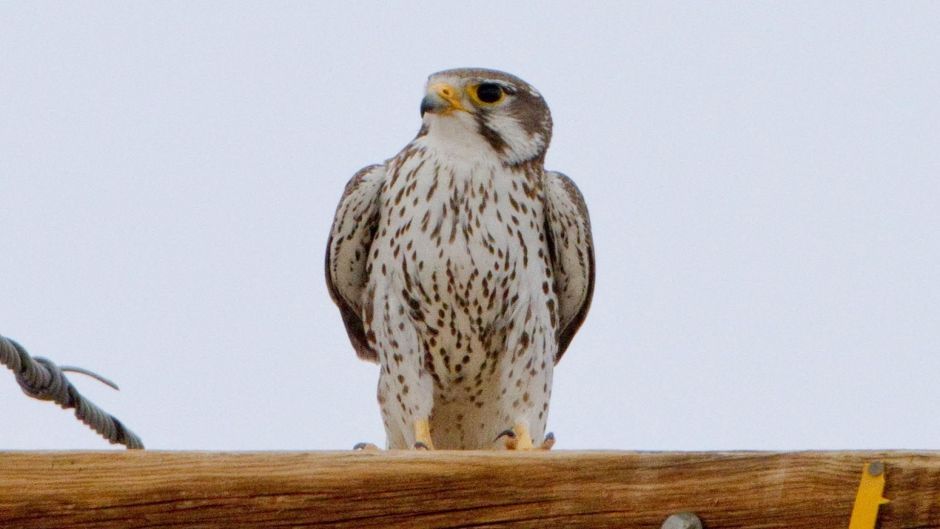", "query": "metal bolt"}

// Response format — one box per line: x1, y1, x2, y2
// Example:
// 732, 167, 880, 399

661, 512, 703, 529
